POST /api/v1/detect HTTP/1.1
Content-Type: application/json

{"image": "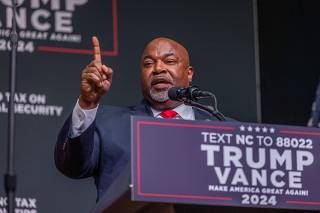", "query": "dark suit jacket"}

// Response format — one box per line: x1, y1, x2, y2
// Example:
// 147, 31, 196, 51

55, 101, 221, 201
